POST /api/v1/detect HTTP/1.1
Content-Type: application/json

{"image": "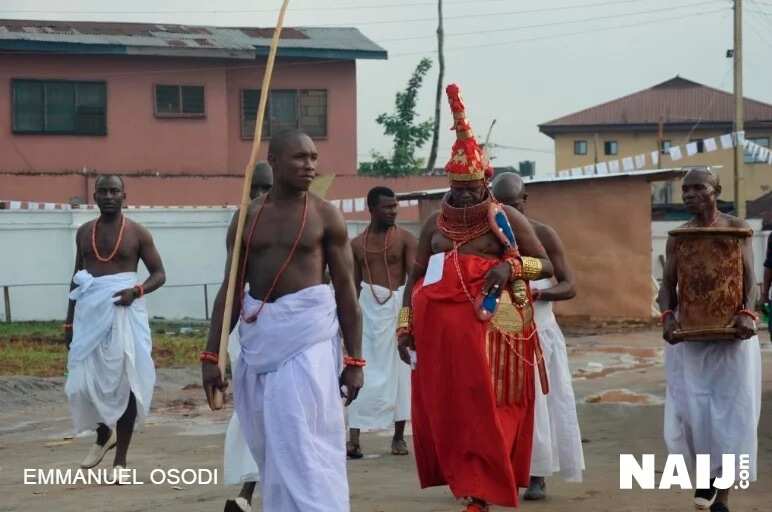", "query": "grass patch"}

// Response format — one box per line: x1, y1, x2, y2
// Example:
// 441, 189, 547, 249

0, 321, 208, 377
